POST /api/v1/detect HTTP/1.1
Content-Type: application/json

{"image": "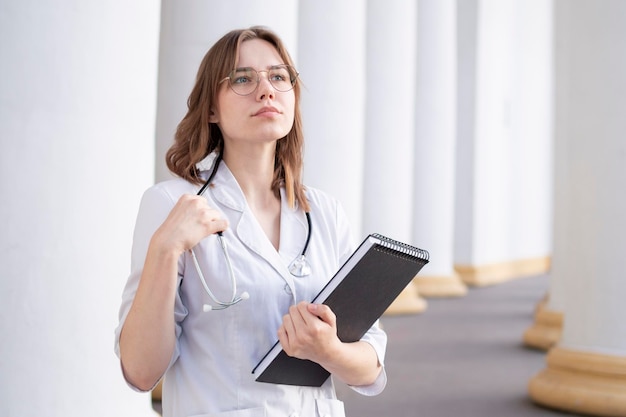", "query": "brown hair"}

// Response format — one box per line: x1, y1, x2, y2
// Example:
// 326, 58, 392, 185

165, 26, 309, 211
